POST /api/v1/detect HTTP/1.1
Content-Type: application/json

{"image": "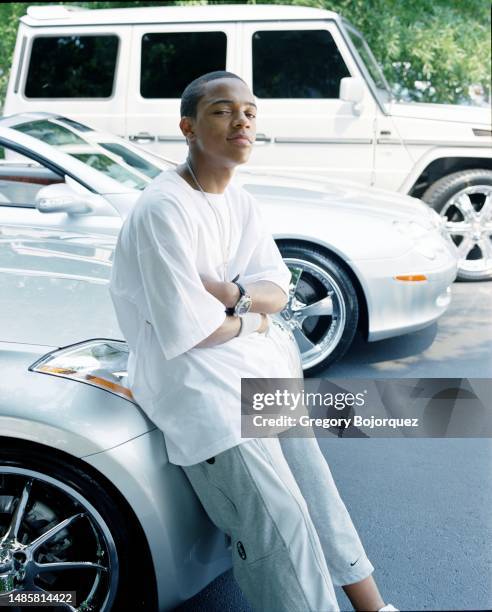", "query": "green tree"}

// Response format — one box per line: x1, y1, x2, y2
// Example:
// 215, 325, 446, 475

1, 0, 490, 110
